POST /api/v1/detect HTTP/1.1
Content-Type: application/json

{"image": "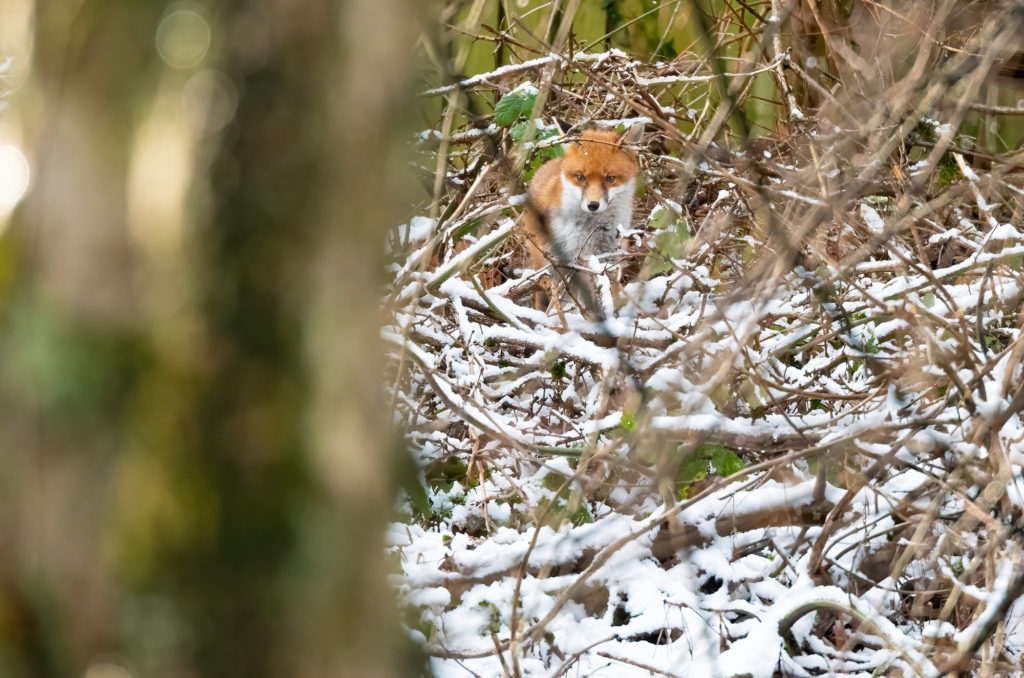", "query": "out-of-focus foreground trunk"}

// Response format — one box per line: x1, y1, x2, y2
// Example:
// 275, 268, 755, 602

0, 0, 421, 676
